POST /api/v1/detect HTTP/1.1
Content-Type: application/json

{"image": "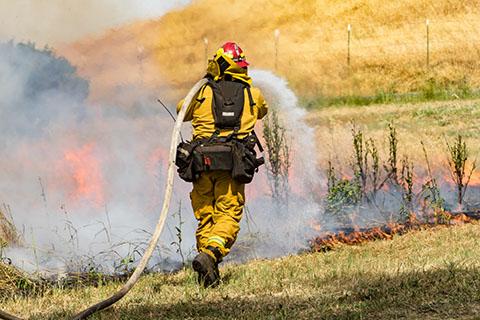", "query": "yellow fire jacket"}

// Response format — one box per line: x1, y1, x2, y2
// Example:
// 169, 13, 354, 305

177, 81, 268, 140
